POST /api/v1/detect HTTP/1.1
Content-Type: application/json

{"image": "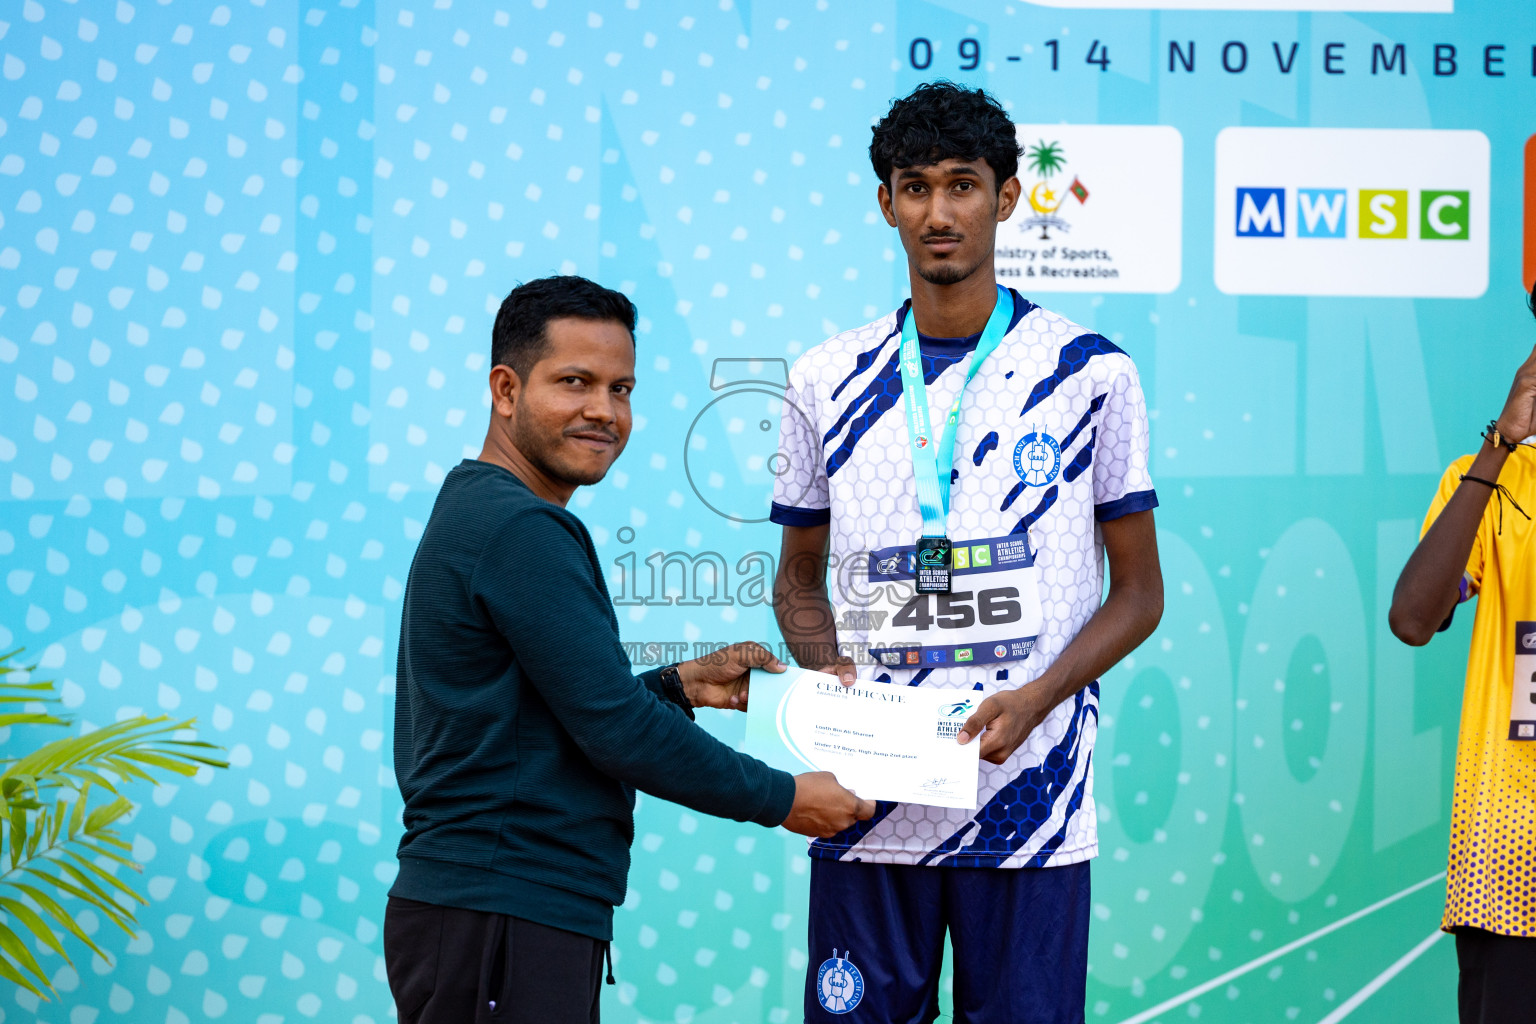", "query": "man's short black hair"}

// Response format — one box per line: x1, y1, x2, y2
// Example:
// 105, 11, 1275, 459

869, 81, 1022, 190
491, 275, 636, 378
